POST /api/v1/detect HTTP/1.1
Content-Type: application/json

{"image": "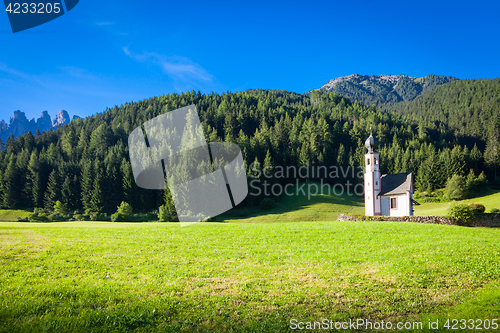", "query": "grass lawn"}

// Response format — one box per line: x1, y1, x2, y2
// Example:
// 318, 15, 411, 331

415, 191, 500, 217
220, 182, 365, 223
0, 209, 31, 221
1, 221, 499, 332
